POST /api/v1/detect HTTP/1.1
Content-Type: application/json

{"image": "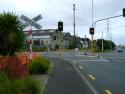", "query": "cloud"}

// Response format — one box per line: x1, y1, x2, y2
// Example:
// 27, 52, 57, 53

0, 0, 125, 45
